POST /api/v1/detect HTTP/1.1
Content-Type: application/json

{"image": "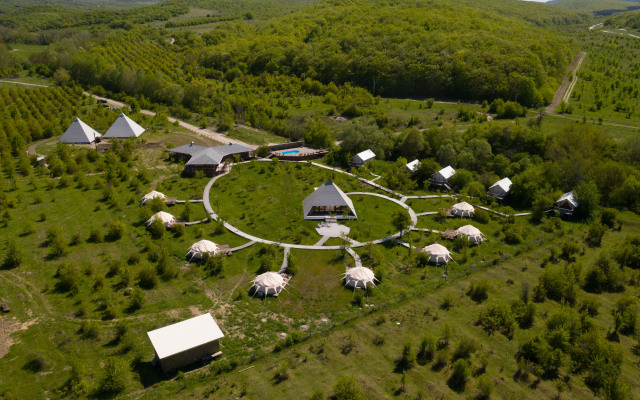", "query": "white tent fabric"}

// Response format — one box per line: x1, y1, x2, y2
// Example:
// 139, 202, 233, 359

422, 244, 453, 264
60, 118, 101, 143
406, 159, 420, 173
451, 201, 475, 217
251, 272, 285, 297
103, 113, 145, 138
488, 177, 512, 198
187, 240, 219, 260
146, 211, 176, 228
456, 225, 484, 243
140, 190, 167, 204
343, 266, 376, 289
